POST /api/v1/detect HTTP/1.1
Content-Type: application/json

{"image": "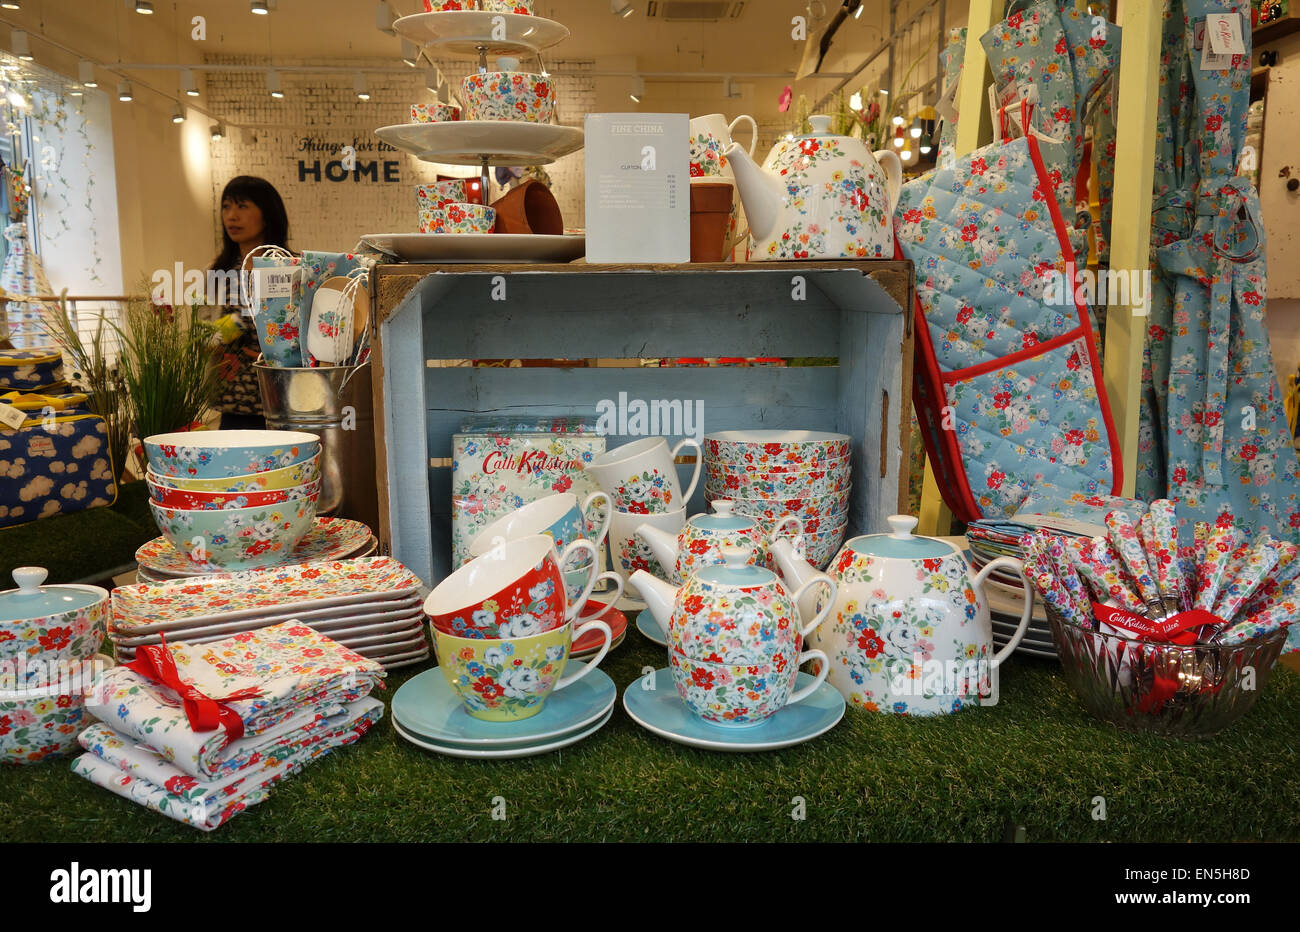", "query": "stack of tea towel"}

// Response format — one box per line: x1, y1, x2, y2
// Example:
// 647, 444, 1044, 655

72, 622, 384, 831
